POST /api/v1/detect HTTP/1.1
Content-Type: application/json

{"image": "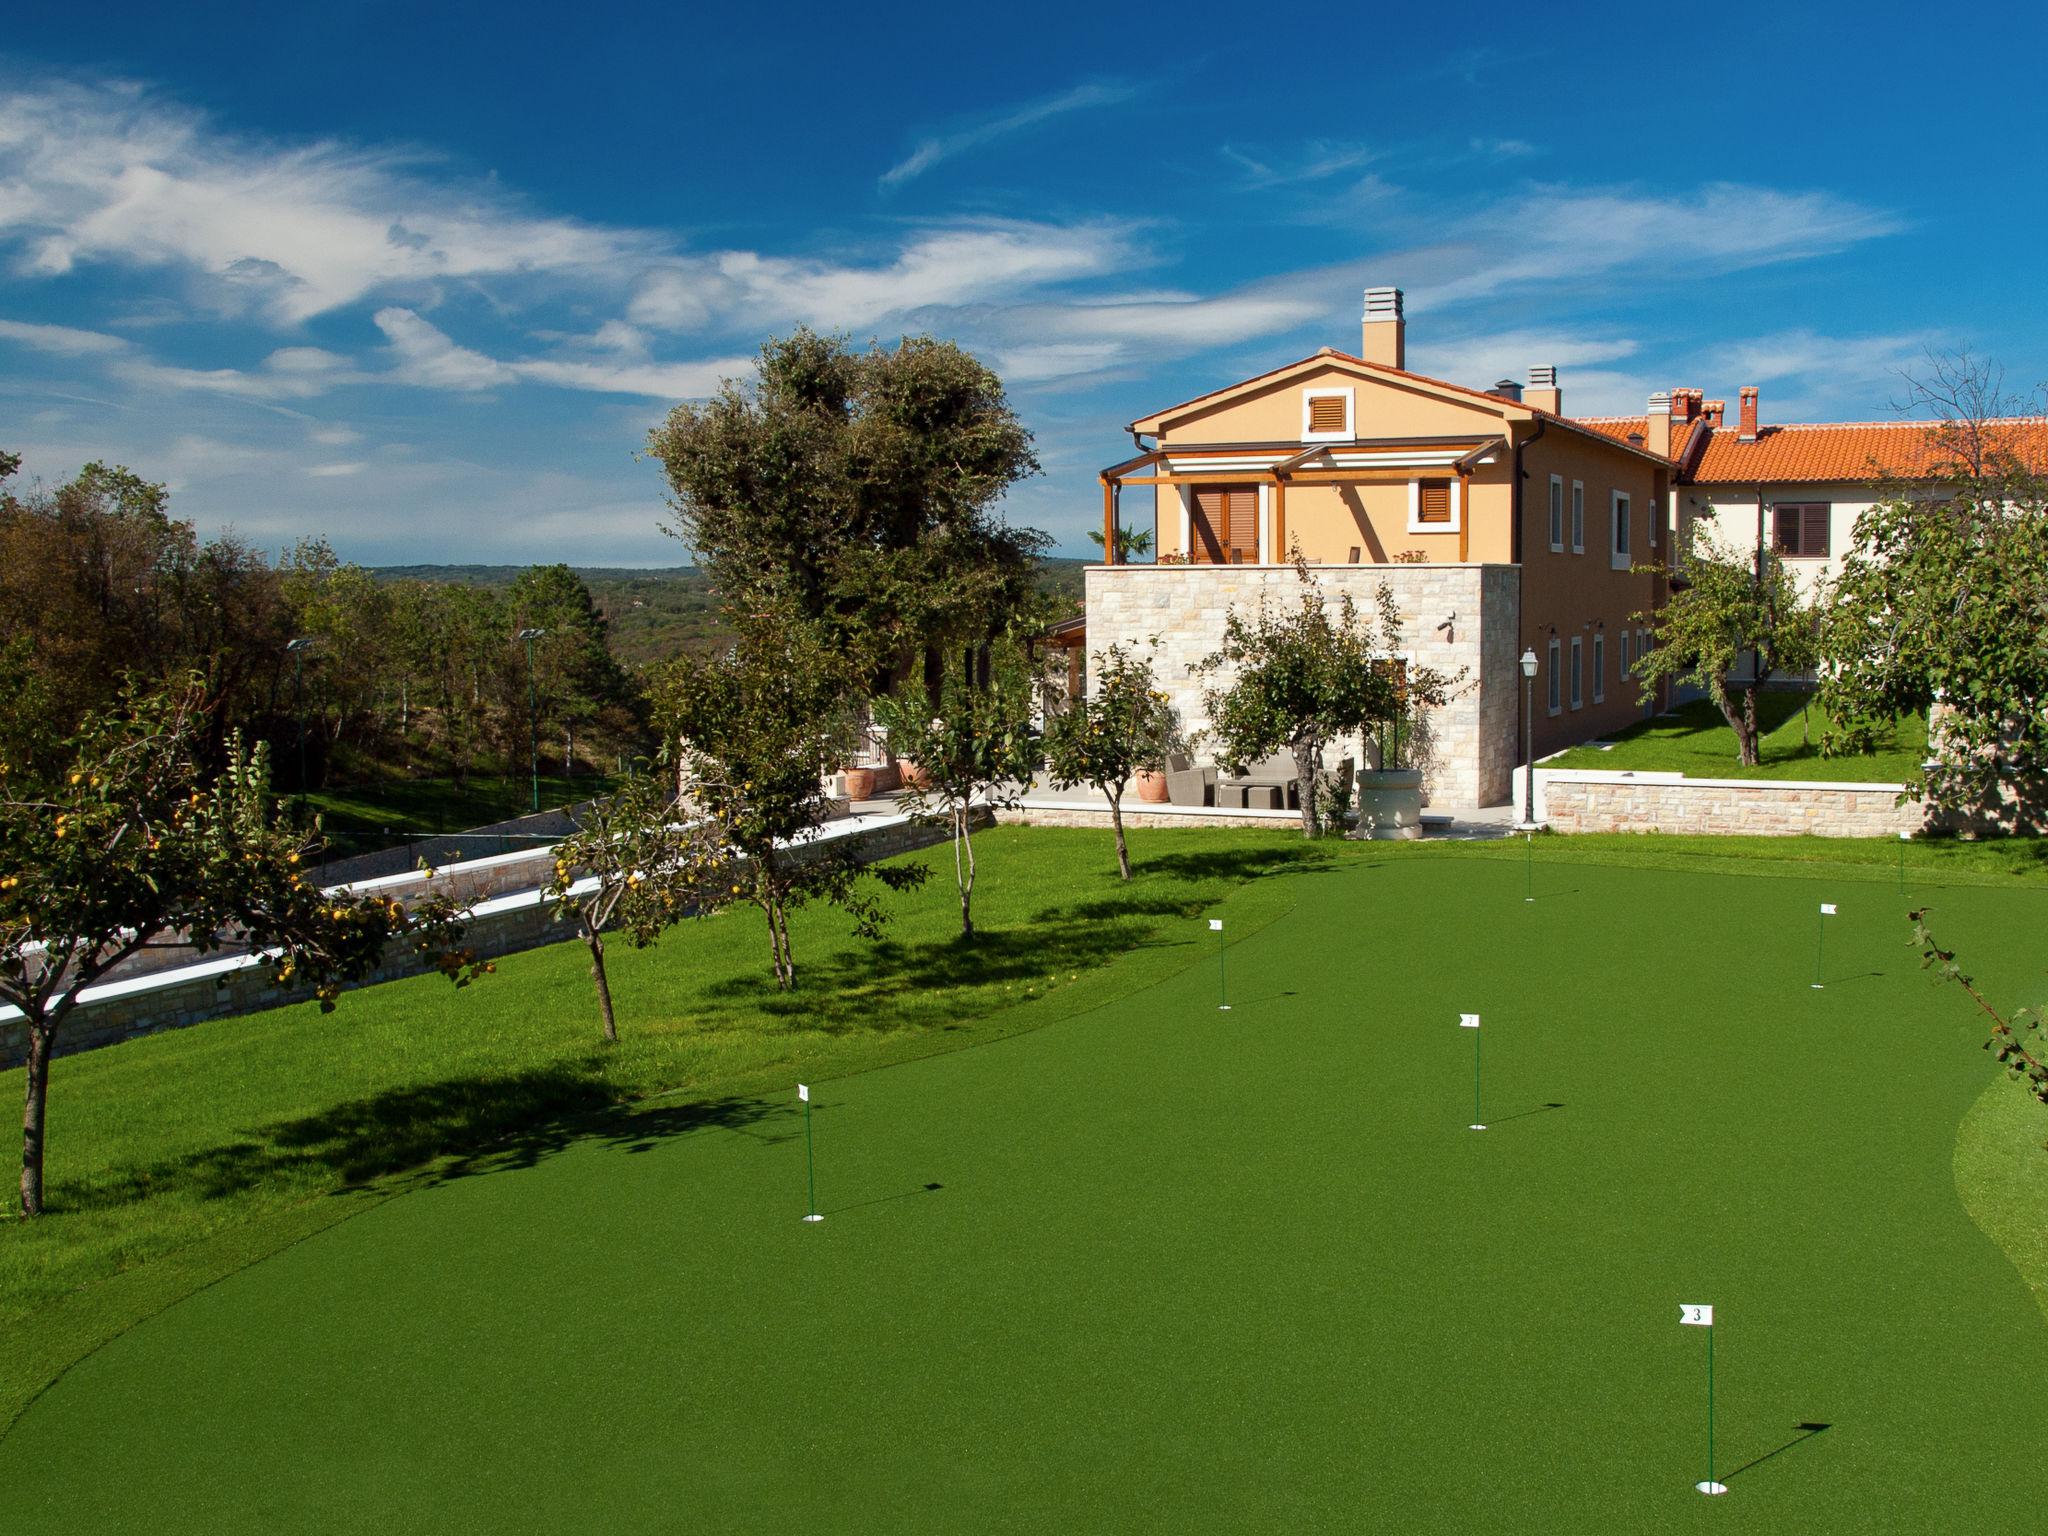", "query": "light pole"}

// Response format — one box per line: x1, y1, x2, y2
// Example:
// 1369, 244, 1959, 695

518, 628, 546, 813
286, 637, 318, 808
1519, 646, 1539, 827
